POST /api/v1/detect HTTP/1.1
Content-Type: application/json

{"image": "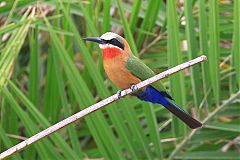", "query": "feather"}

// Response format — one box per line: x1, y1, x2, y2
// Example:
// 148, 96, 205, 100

127, 56, 202, 129
126, 55, 171, 97
133, 86, 202, 129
